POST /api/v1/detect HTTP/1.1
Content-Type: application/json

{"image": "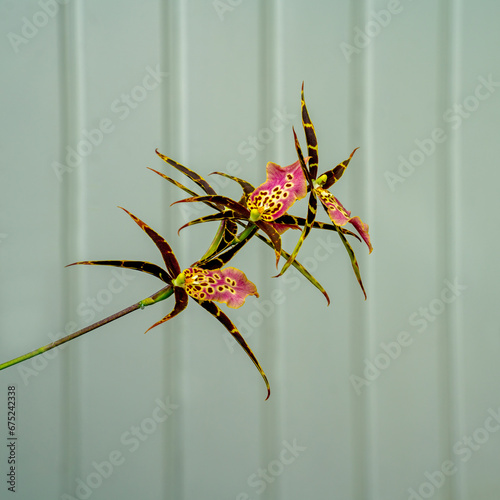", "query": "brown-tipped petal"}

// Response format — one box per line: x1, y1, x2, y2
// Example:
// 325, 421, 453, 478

155, 149, 216, 195
300, 84, 319, 179
194, 299, 270, 400
275, 190, 317, 277
319, 201, 367, 300
255, 232, 330, 306
210, 172, 255, 197
320, 147, 360, 190
66, 259, 172, 284
177, 211, 240, 235
171, 195, 250, 219
144, 287, 189, 333
118, 207, 181, 278
292, 127, 313, 187
256, 221, 282, 267
197, 224, 258, 269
